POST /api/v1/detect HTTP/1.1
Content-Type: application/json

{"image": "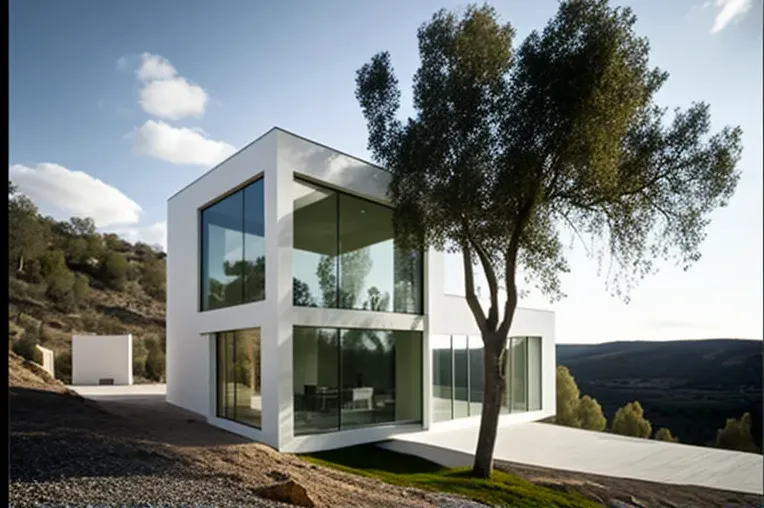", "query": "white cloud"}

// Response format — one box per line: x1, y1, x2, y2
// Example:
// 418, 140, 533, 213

139, 77, 207, 120
112, 221, 167, 251
711, 0, 752, 33
136, 52, 177, 81
127, 52, 209, 120
131, 119, 236, 166
9, 163, 142, 227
